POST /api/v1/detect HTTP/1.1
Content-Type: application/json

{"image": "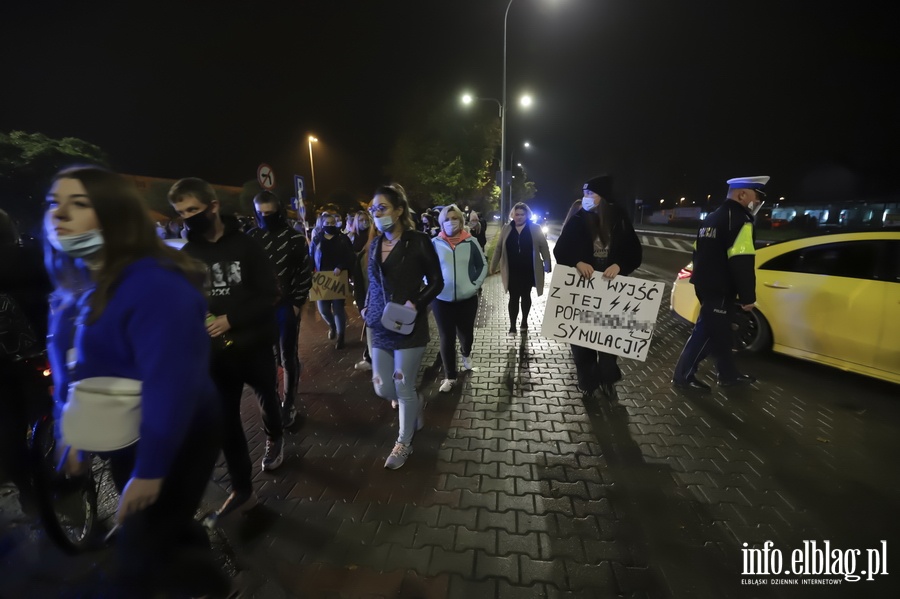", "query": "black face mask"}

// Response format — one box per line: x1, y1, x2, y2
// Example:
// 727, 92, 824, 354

261, 212, 287, 231
184, 207, 213, 234
323, 225, 340, 236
